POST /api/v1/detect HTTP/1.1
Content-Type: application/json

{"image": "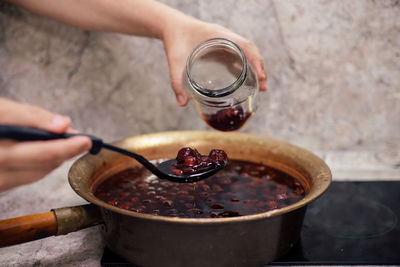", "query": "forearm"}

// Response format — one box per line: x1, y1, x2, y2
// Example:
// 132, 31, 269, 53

8, 0, 193, 39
